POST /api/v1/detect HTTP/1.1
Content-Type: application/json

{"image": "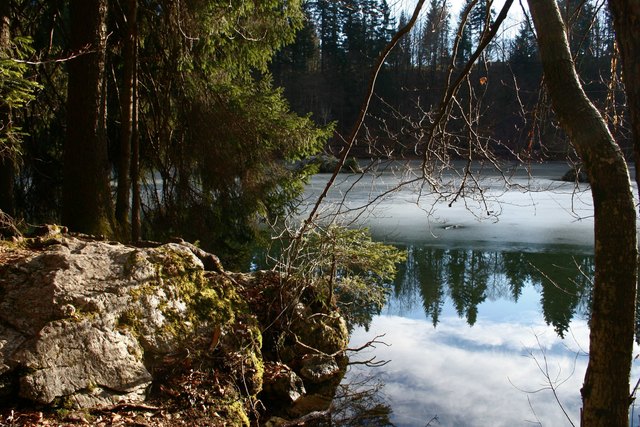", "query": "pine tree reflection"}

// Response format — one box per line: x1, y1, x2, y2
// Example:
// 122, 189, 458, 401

394, 246, 447, 326
447, 250, 490, 326
501, 251, 529, 302
394, 246, 595, 336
